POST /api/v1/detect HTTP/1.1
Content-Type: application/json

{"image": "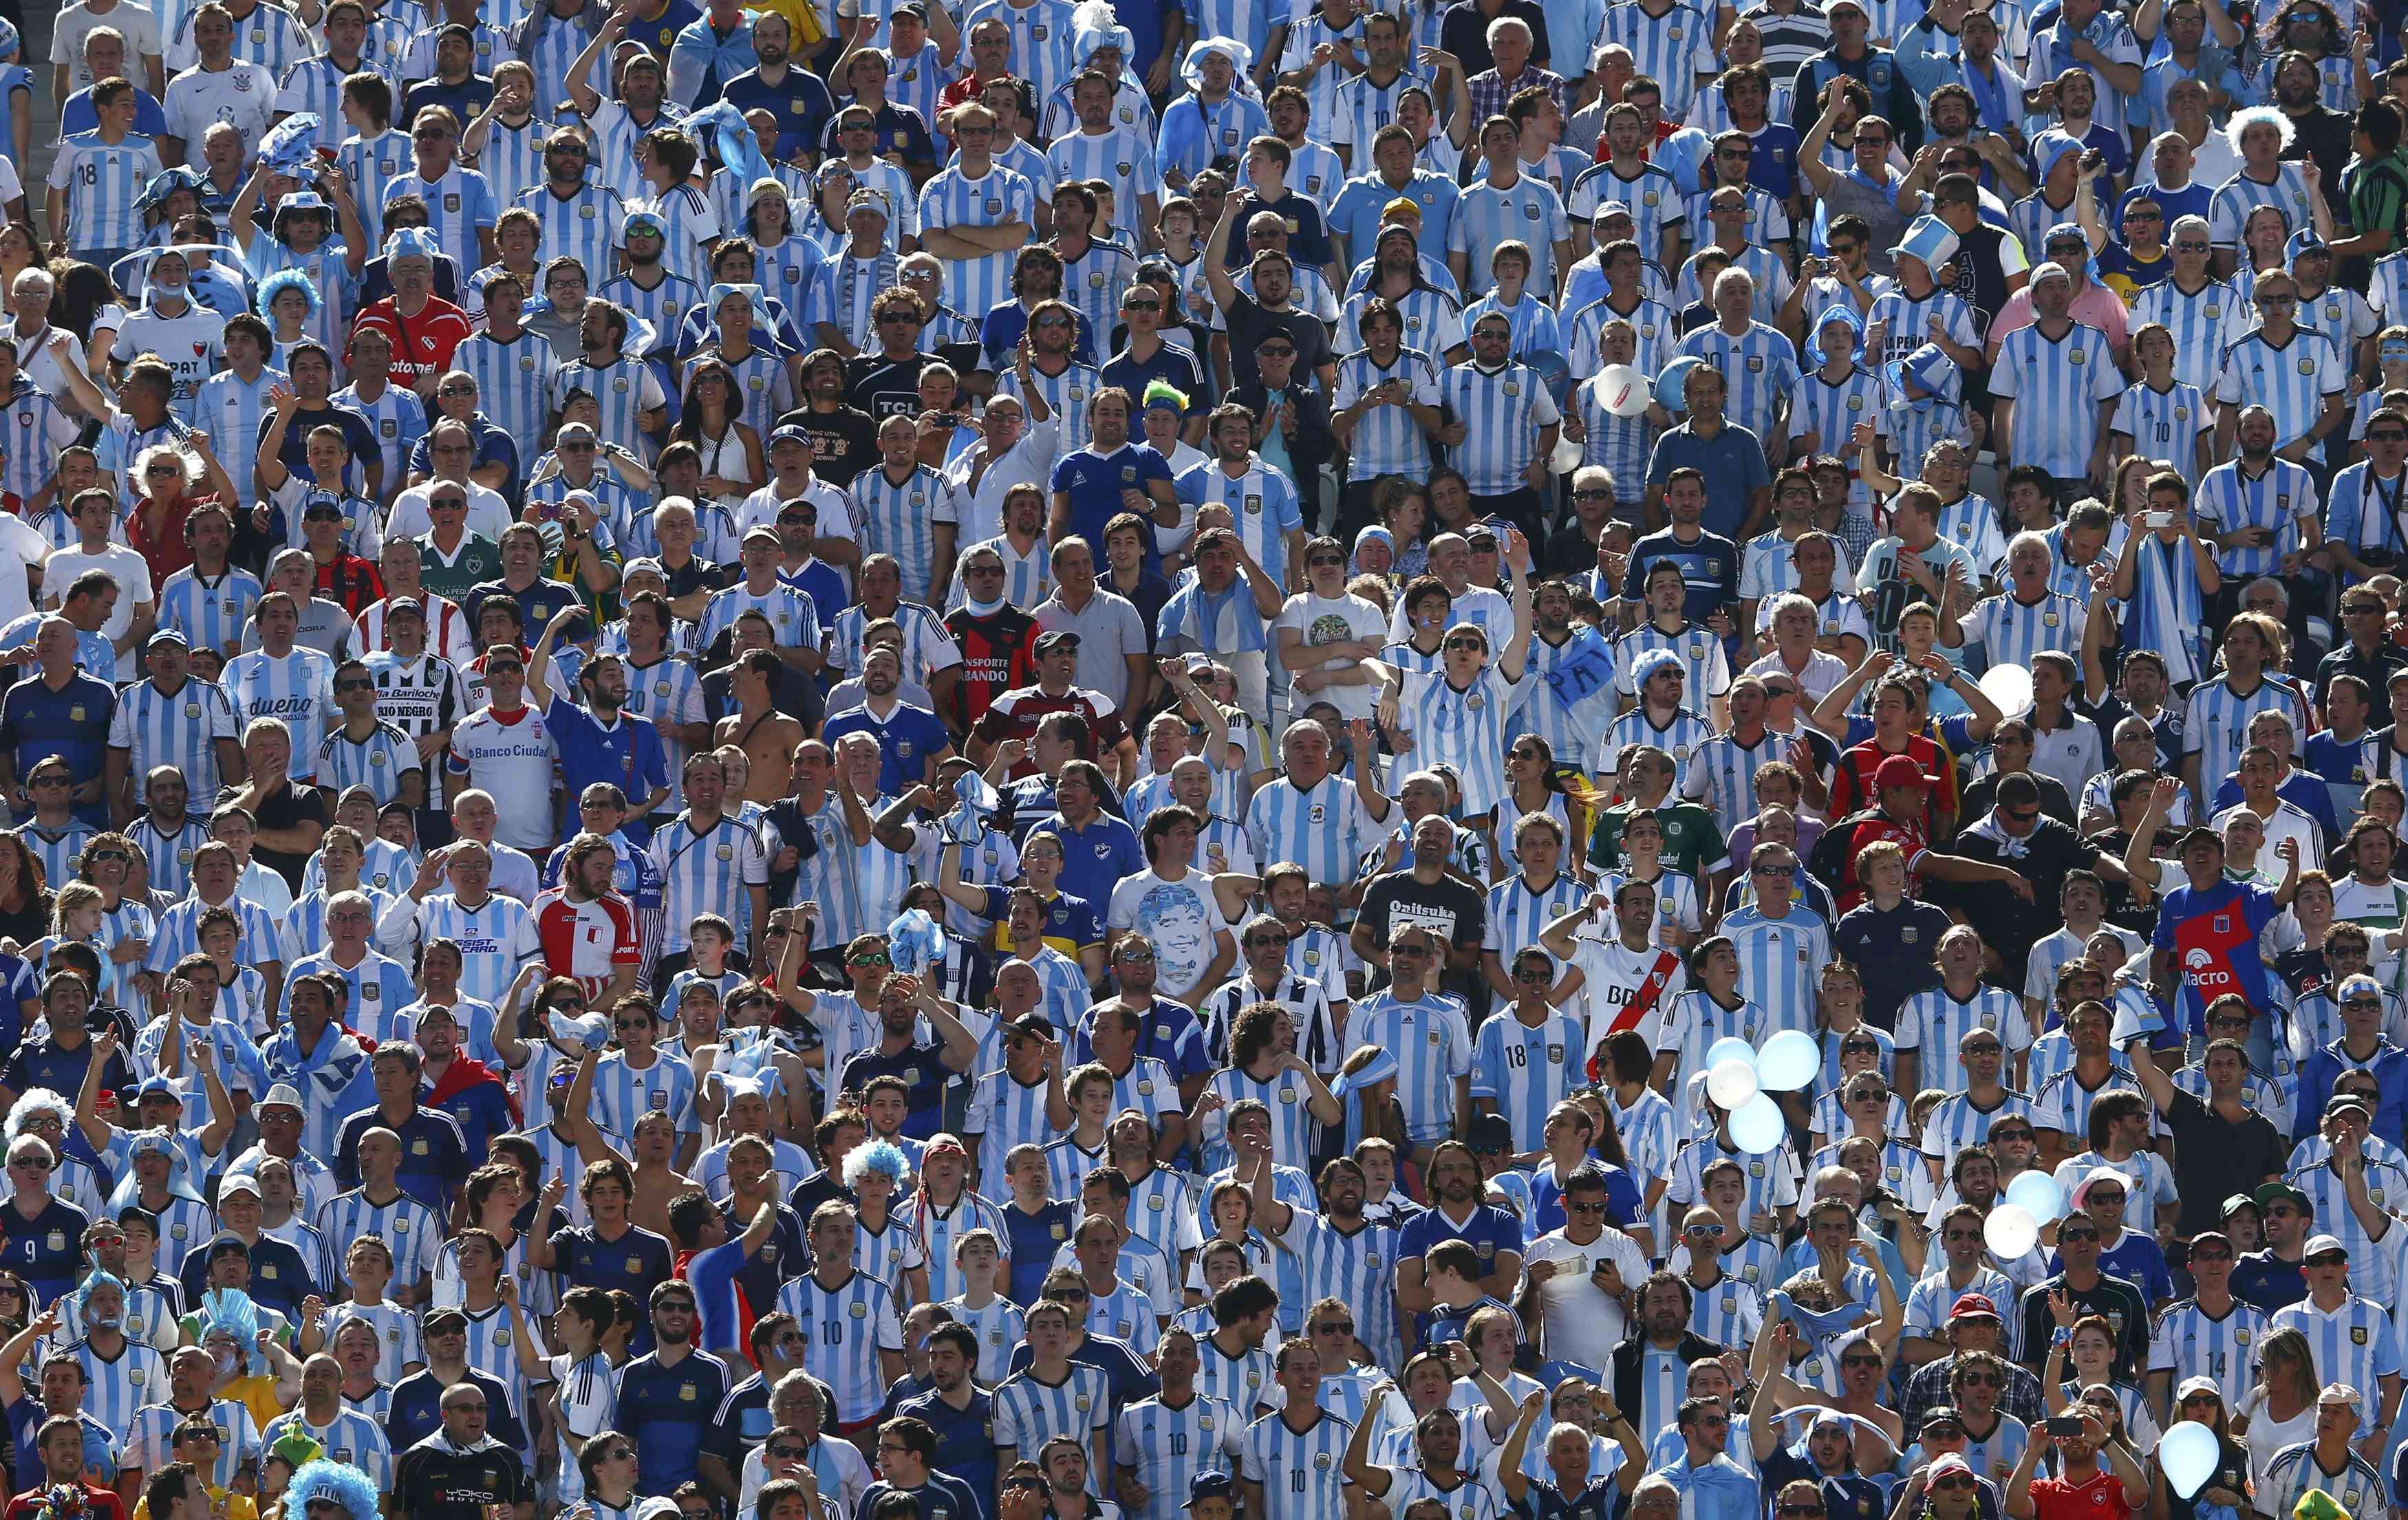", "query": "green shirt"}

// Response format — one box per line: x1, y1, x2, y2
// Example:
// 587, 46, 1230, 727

415, 531, 501, 605
2345, 148, 2408, 281
1587, 799, 1730, 880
